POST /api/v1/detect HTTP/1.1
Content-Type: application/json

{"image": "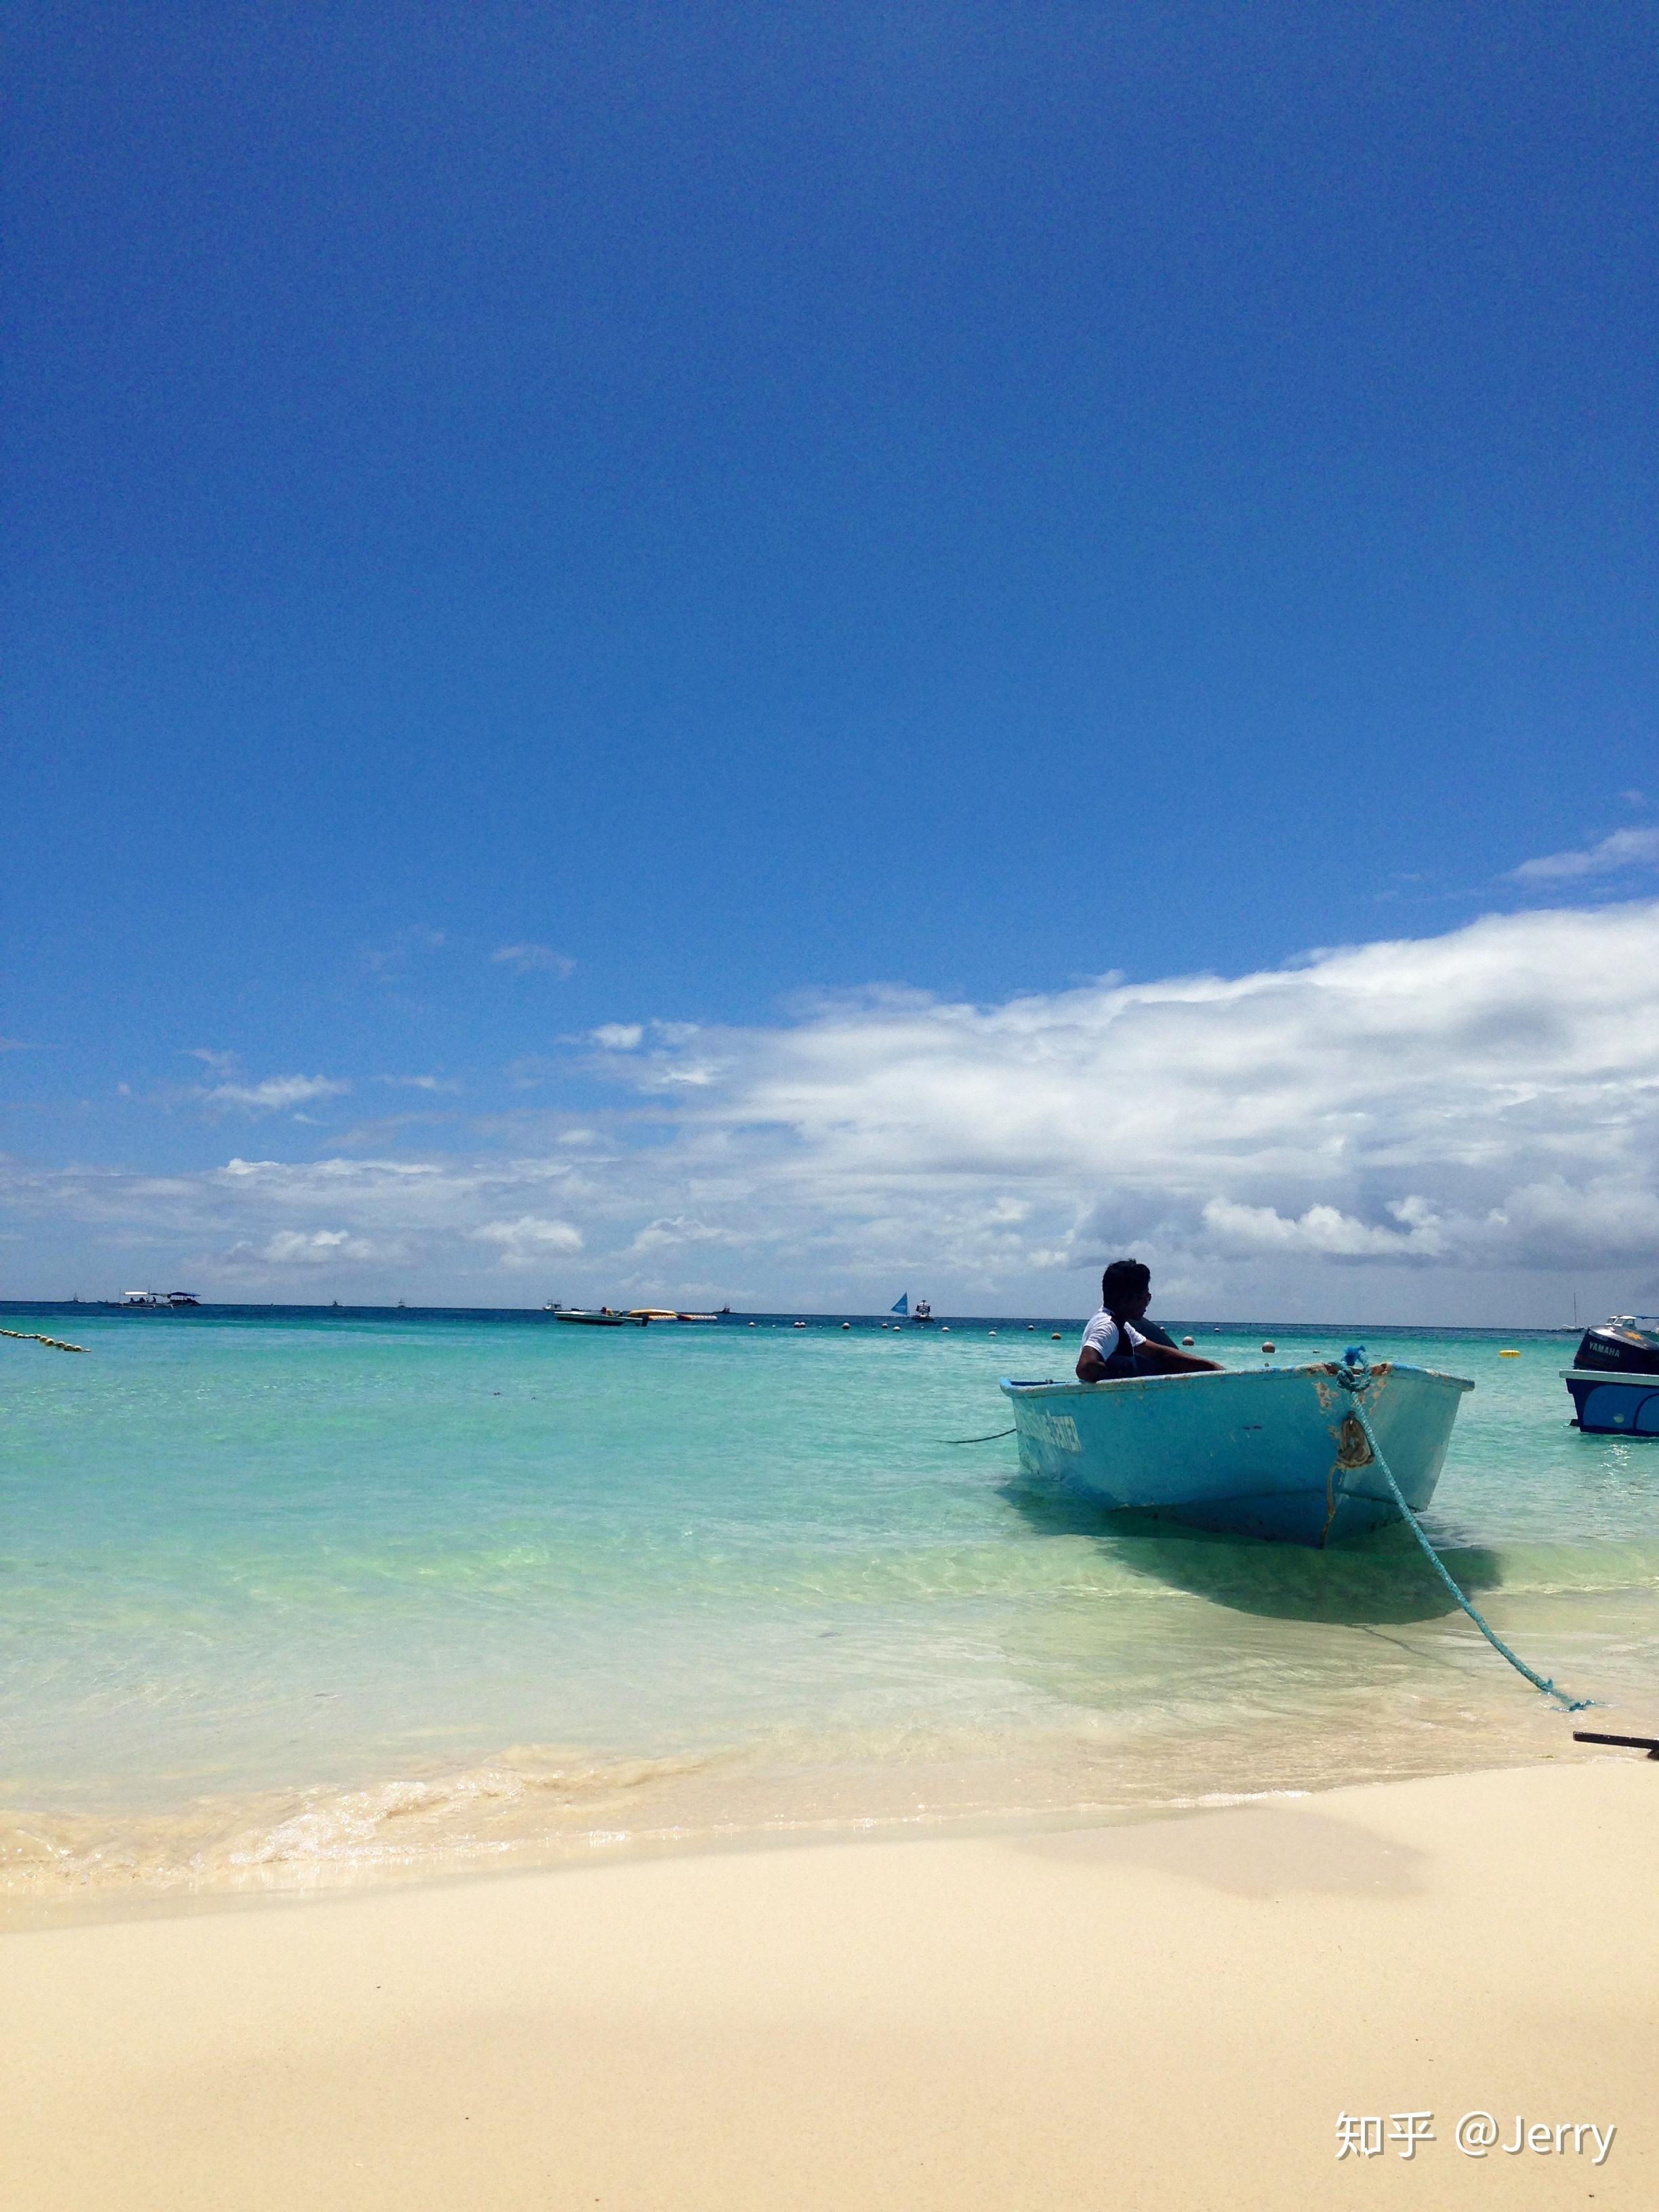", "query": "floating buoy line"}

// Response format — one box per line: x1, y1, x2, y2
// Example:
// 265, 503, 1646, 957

1, 1327, 87, 1353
